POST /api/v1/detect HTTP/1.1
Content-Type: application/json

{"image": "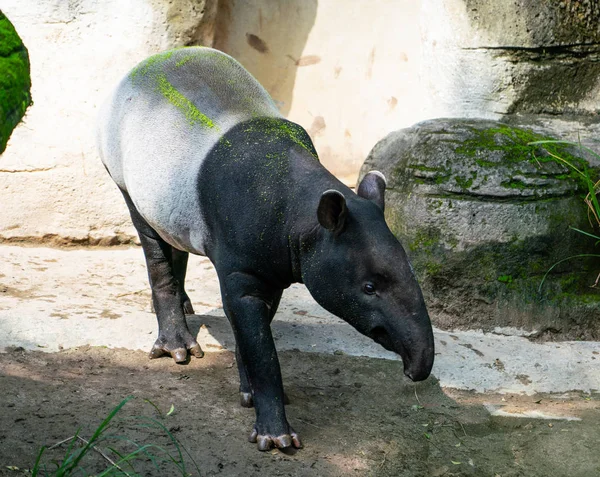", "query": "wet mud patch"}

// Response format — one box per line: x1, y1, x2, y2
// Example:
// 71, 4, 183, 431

0, 347, 598, 476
